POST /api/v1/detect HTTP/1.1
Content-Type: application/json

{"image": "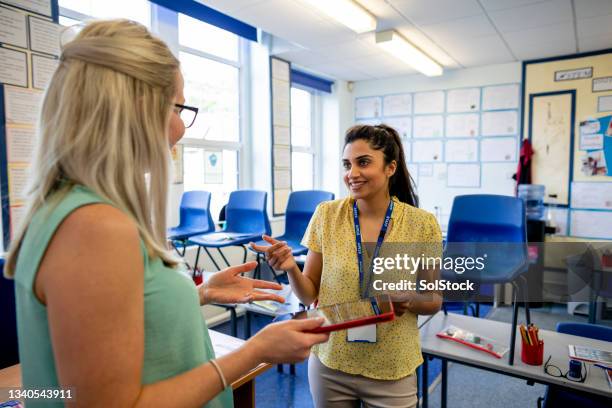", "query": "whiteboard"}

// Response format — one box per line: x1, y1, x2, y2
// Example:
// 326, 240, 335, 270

446, 88, 480, 112
413, 115, 443, 138
413, 140, 443, 162
384, 116, 412, 139
446, 113, 479, 137
444, 139, 478, 162
480, 137, 517, 162
481, 110, 518, 136
482, 84, 519, 110
414, 91, 444, 114
383, 93, 412, 116
355, 96, 381, 118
